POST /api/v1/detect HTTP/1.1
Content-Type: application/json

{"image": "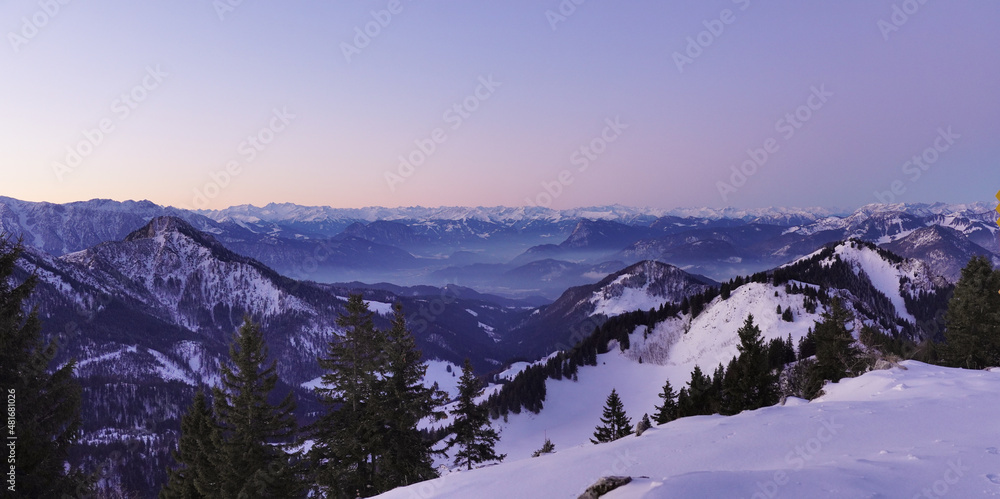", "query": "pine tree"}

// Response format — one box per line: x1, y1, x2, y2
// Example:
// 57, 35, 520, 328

684, 365, 714, 416
781, 308, 794, 322
311, 294, 384, 496
447, 359, 505, 470
591, 388, 632, 443
805, 299, 862, 398
531, 438, 555, 457
212, 318, 302, 498
0, 236, 92, 497
160, 390, 221, 498
721, 314, 779, 415
676, 387, 691, 418
943, 256, 1000, 369
376, 303, 446, 490
652, 379, 678, 424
